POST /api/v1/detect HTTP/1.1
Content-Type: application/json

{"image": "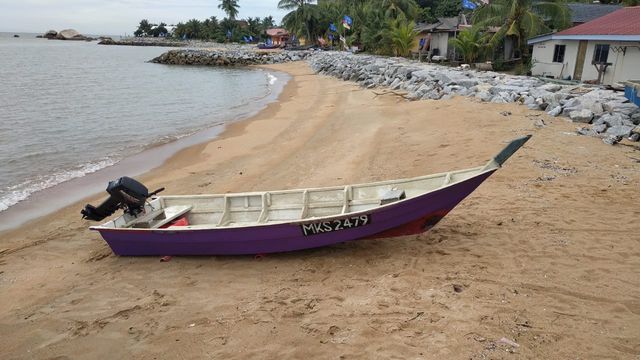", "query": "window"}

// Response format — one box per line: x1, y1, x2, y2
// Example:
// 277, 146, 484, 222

552, 45, 566, 63
593, 44, 610, 64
